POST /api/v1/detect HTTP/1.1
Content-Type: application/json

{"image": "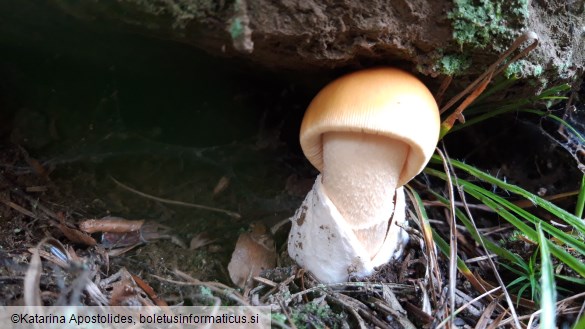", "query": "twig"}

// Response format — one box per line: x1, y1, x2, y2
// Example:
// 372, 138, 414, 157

435, 75, 453, 106
110, 176, 241, 219
326, 293, 368, 329
152, 269, 249, 306
1, 198, 38, 219
286, 282, 414, 303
